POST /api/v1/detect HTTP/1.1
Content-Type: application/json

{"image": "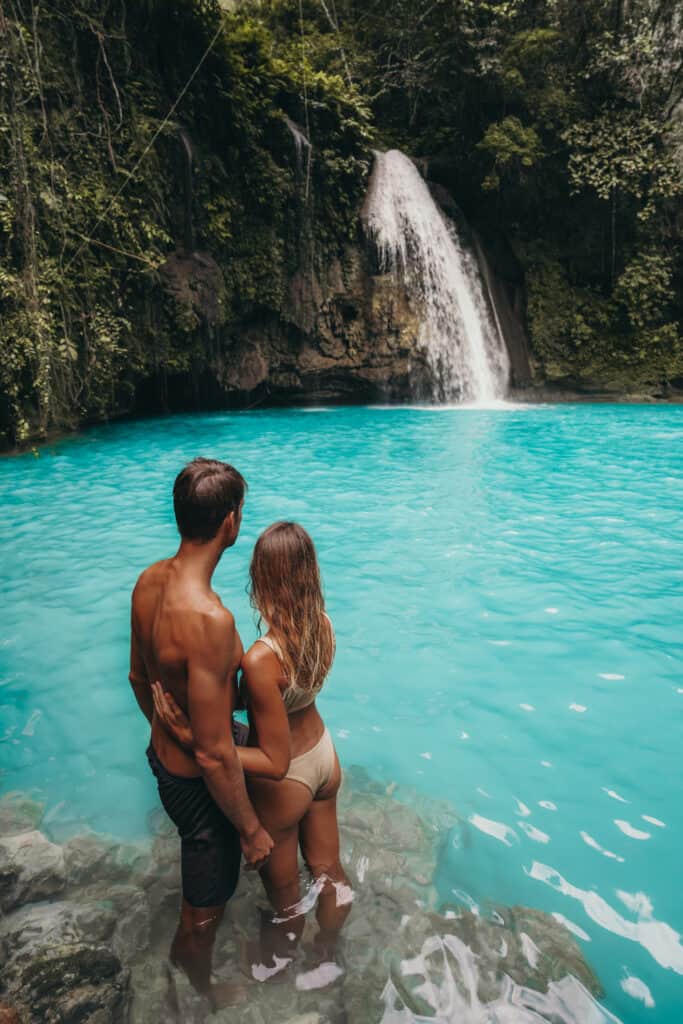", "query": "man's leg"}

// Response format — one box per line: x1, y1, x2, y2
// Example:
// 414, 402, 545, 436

170, 822, 242, 1008
148, 749, 243, 1006
170, 899, 226, 996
